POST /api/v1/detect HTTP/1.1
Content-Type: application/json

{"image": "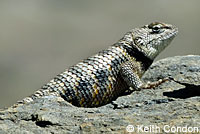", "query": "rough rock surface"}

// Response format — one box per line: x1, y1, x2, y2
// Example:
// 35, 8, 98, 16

0, 55, 200, 134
